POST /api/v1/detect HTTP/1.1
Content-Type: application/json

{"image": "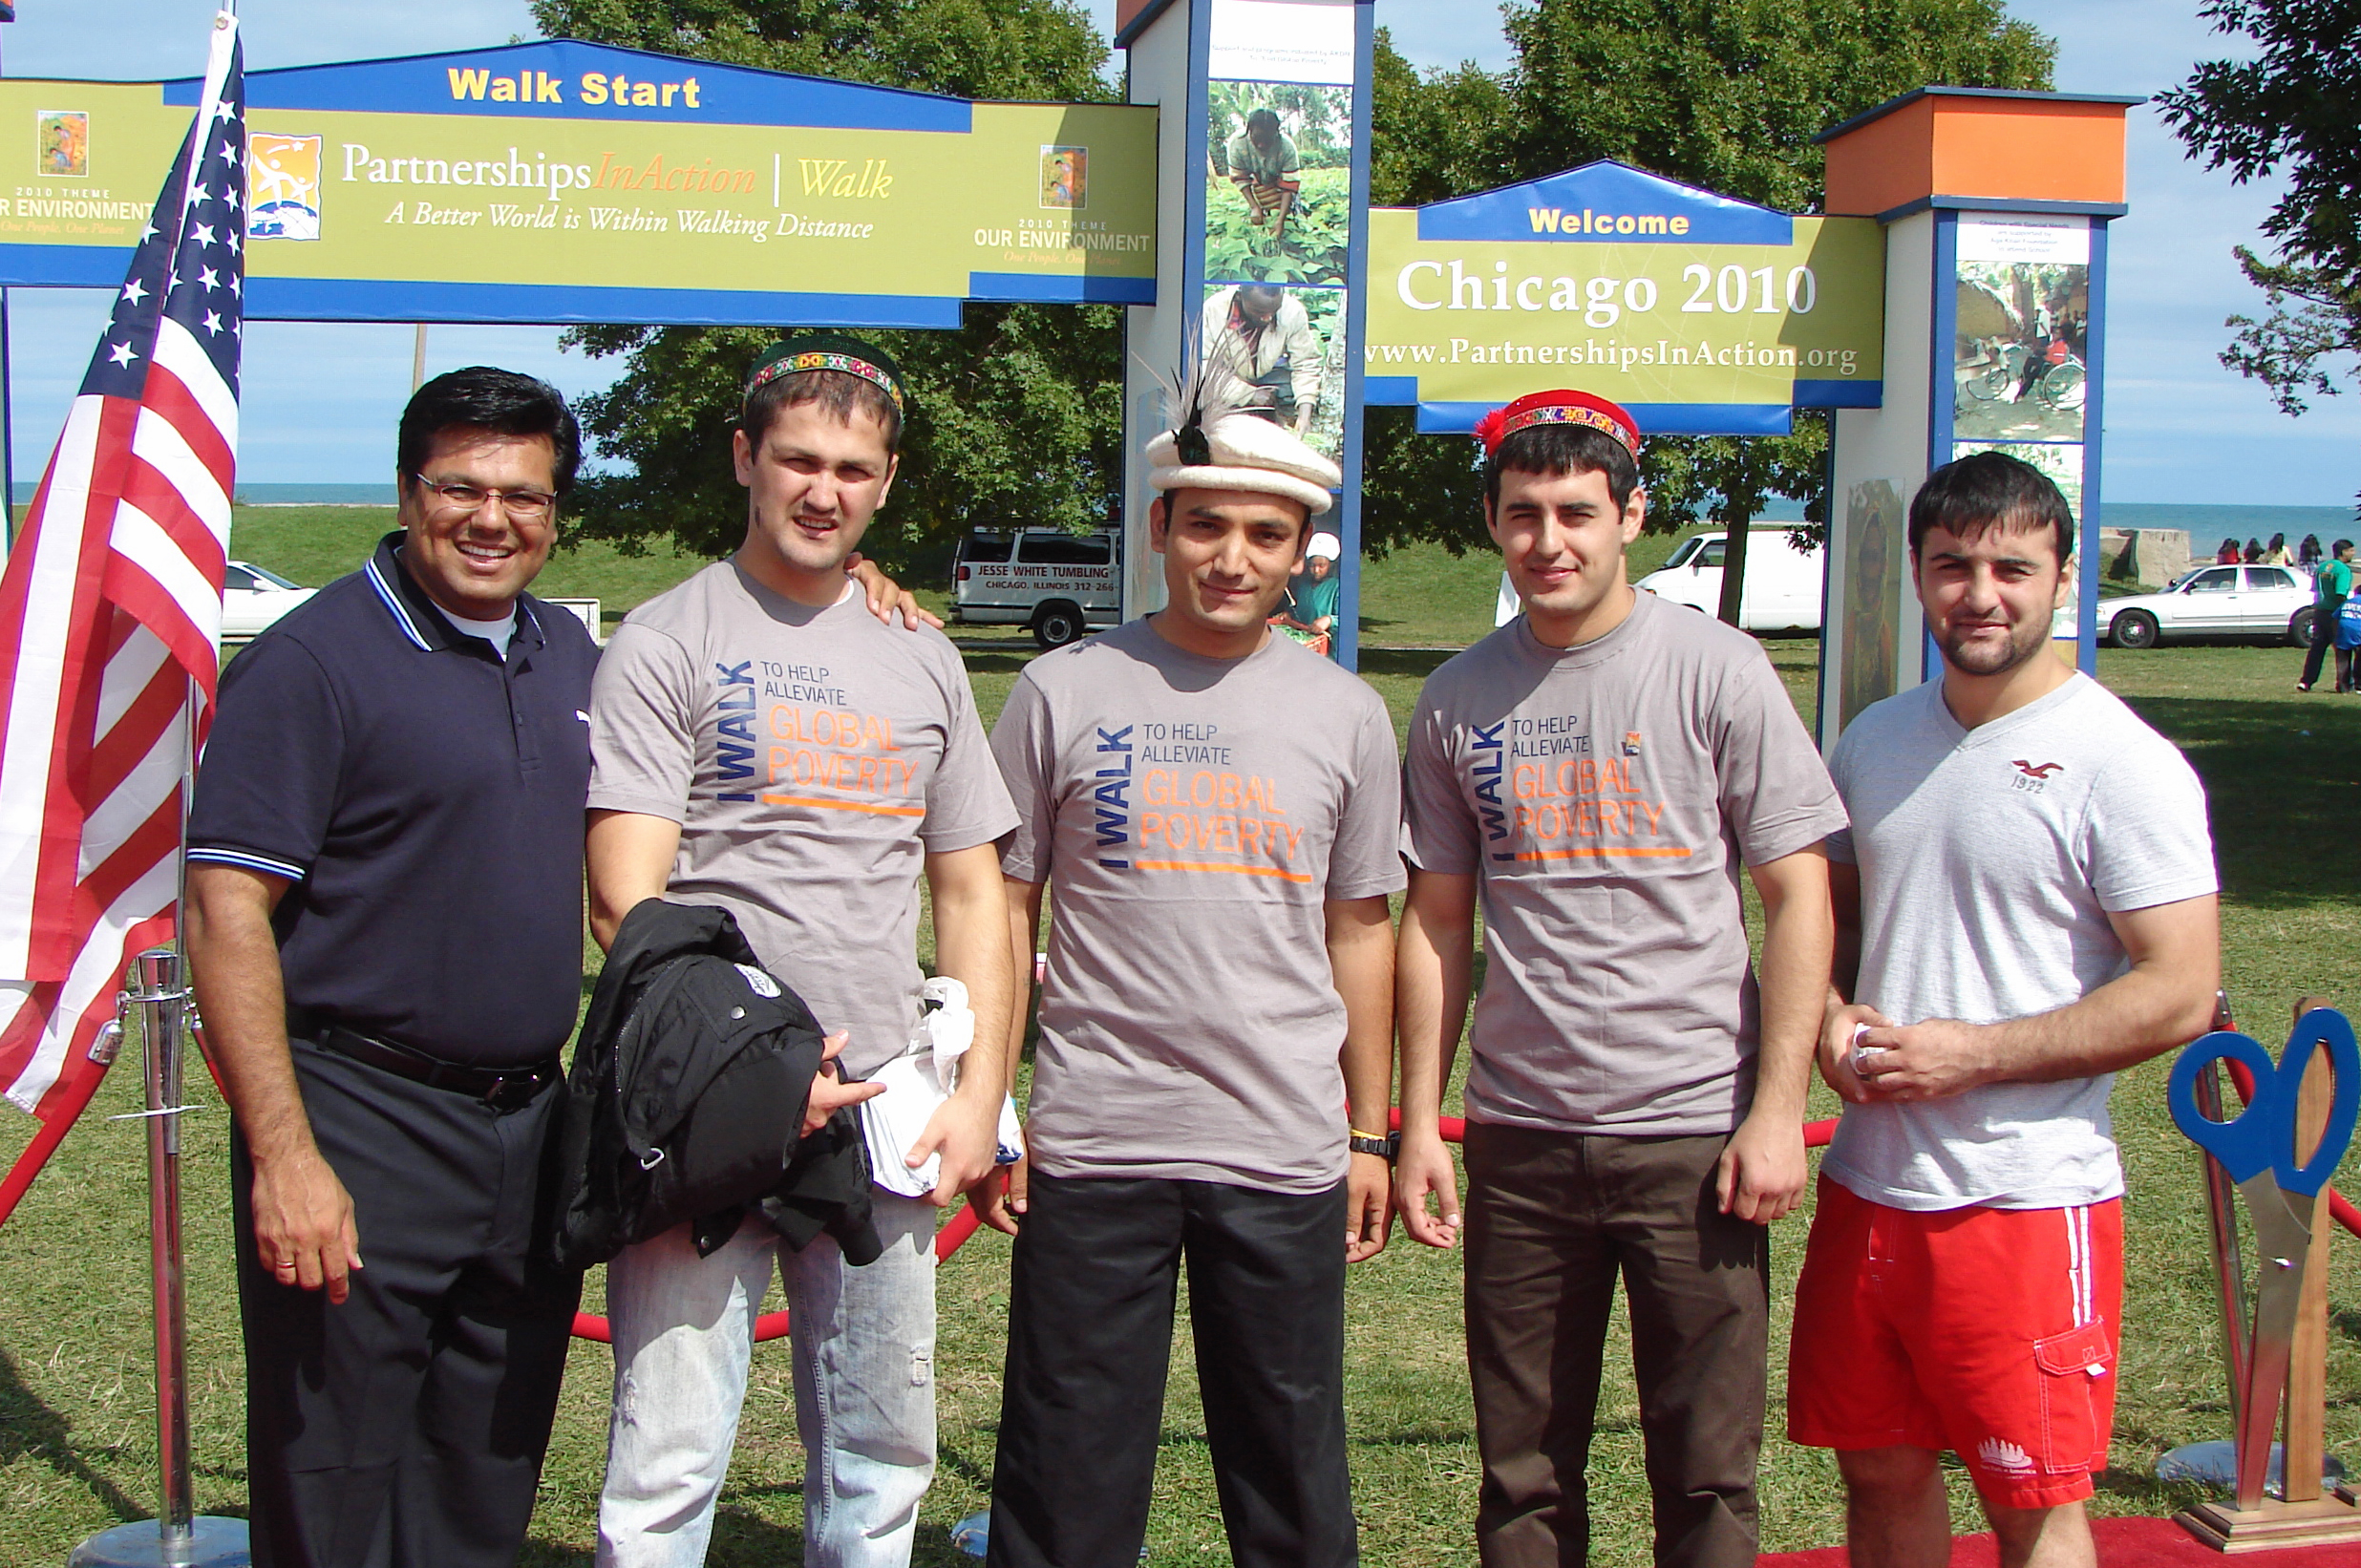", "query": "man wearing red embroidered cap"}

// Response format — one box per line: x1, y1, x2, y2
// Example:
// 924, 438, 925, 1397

1394, 391, 1845, 1568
